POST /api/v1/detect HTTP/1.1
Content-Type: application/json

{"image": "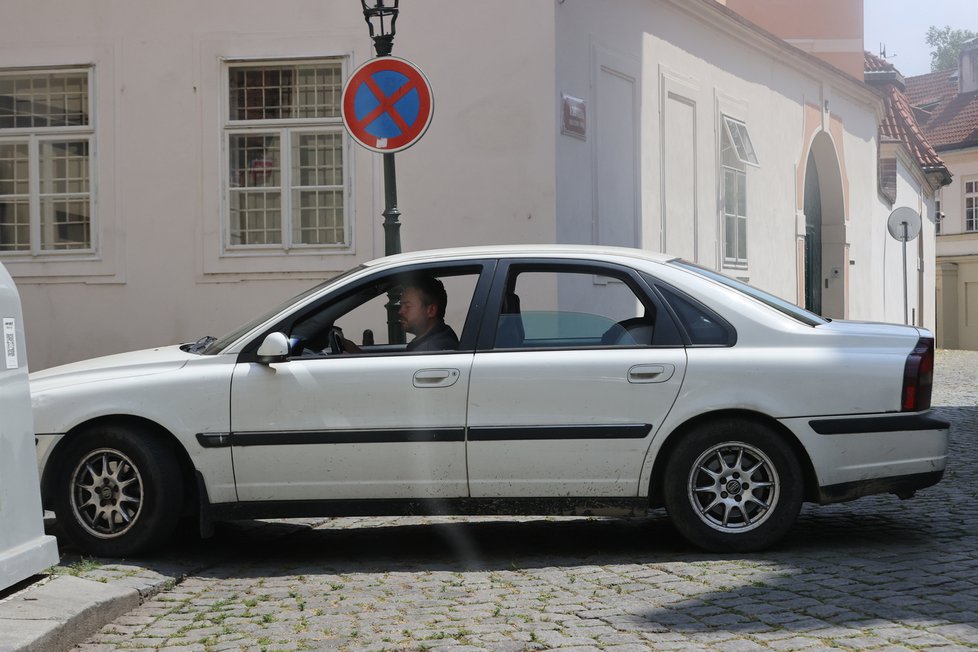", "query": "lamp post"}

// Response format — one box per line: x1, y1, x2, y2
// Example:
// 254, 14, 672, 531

360, 0, 403, 342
